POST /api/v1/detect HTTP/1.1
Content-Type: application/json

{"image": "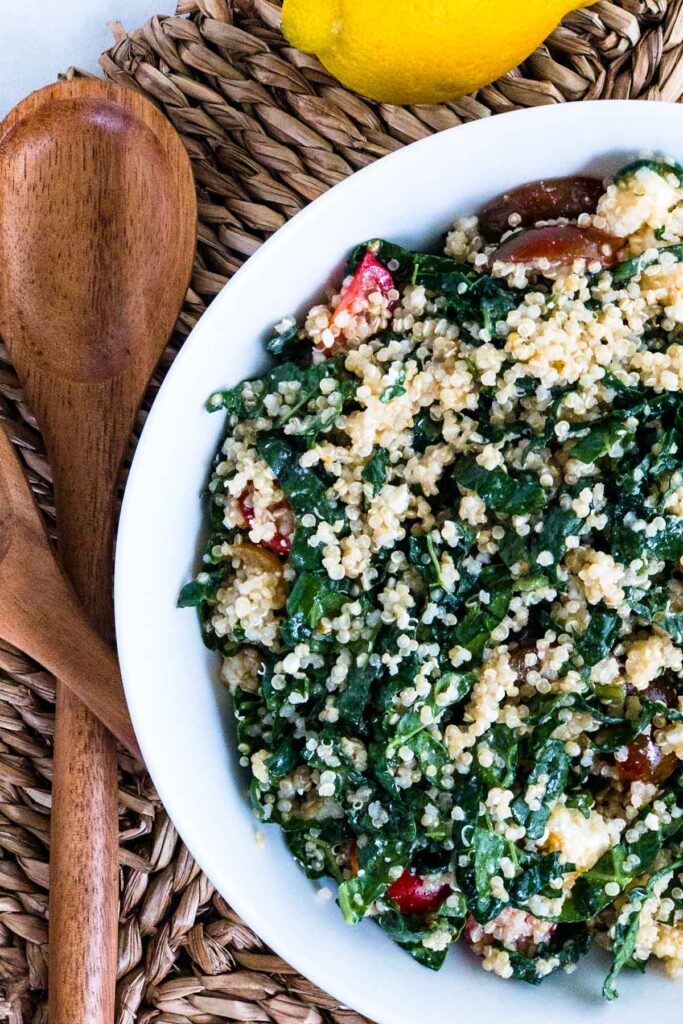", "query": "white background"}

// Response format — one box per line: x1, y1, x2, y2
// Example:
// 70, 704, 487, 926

0, 0, 175, 117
